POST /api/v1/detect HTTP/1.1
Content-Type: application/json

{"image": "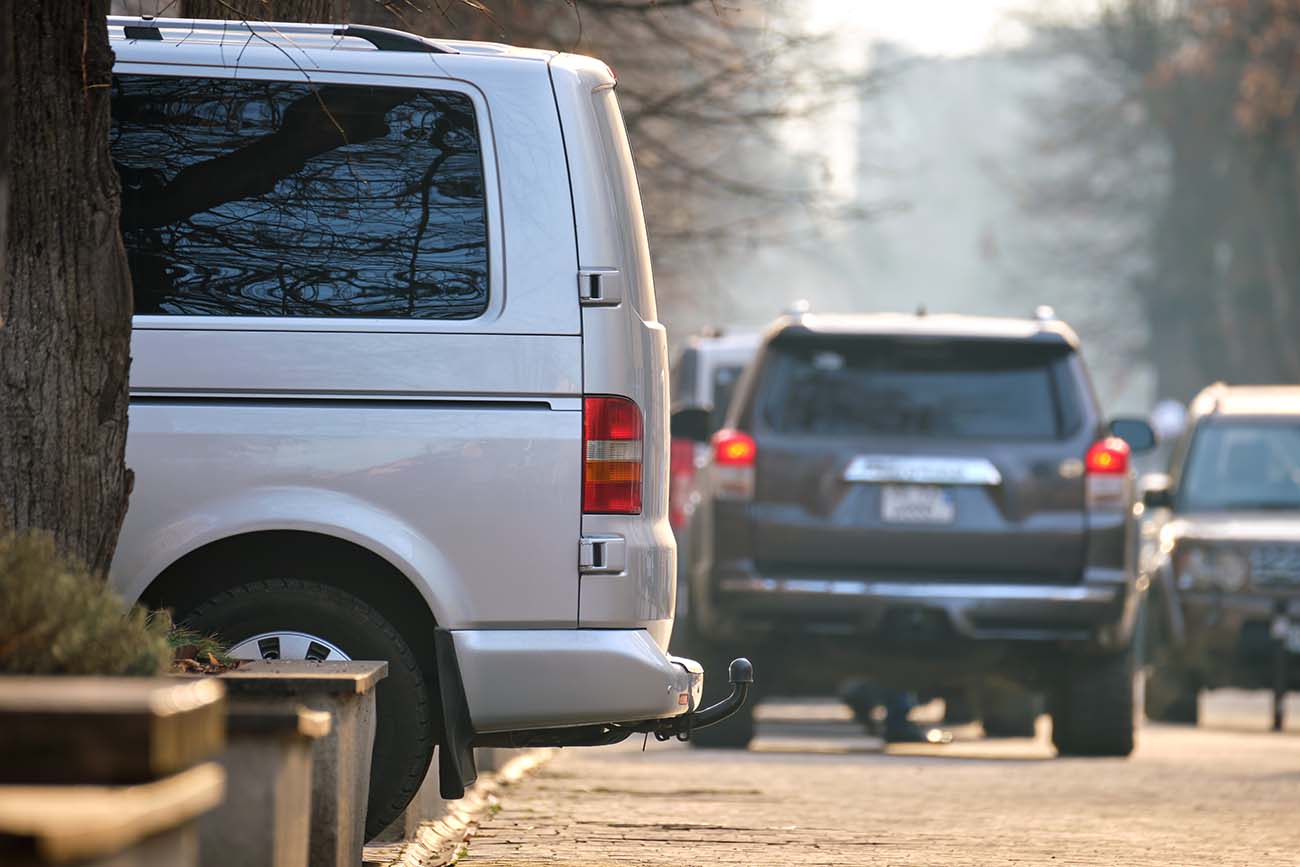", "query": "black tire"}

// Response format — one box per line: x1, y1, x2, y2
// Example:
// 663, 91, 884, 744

940, 689, 977, 726
979, 684, 1041, 738
1050, 647, 1136, 757
183, 578, 435, 839
842, 686, 882, 735
669, 614, 755, 749
1145, 663, 1200, 725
